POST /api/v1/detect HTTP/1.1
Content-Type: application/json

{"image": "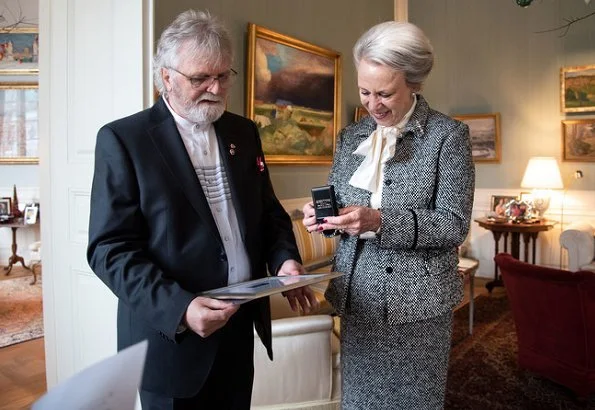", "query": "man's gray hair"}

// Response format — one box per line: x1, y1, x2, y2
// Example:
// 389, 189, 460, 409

353, 21, 433, 90
153, 10, 233, 95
